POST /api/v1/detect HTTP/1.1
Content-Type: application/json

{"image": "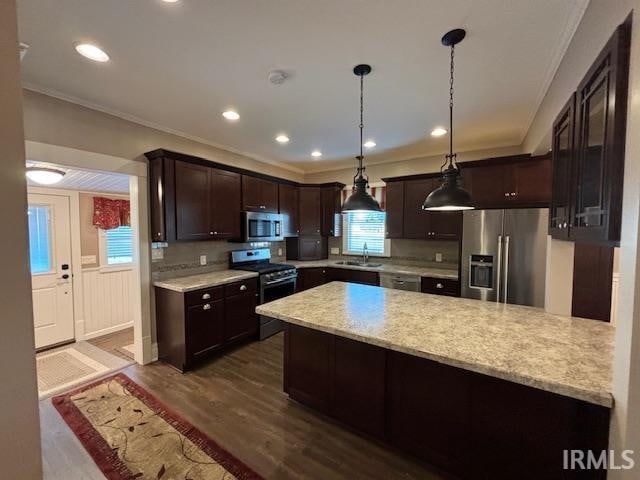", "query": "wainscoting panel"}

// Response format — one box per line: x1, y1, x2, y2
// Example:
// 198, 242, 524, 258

82, 267, 134, 338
